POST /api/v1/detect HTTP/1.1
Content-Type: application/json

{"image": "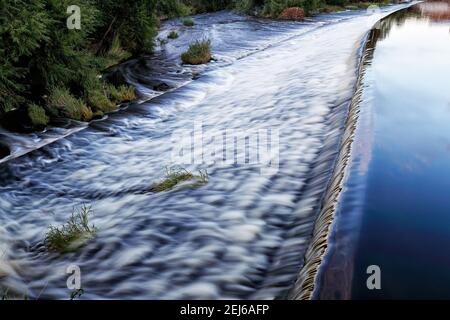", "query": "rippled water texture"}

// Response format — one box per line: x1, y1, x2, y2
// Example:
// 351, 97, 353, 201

0, 6, 407, 299
316, 1, 450, 299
